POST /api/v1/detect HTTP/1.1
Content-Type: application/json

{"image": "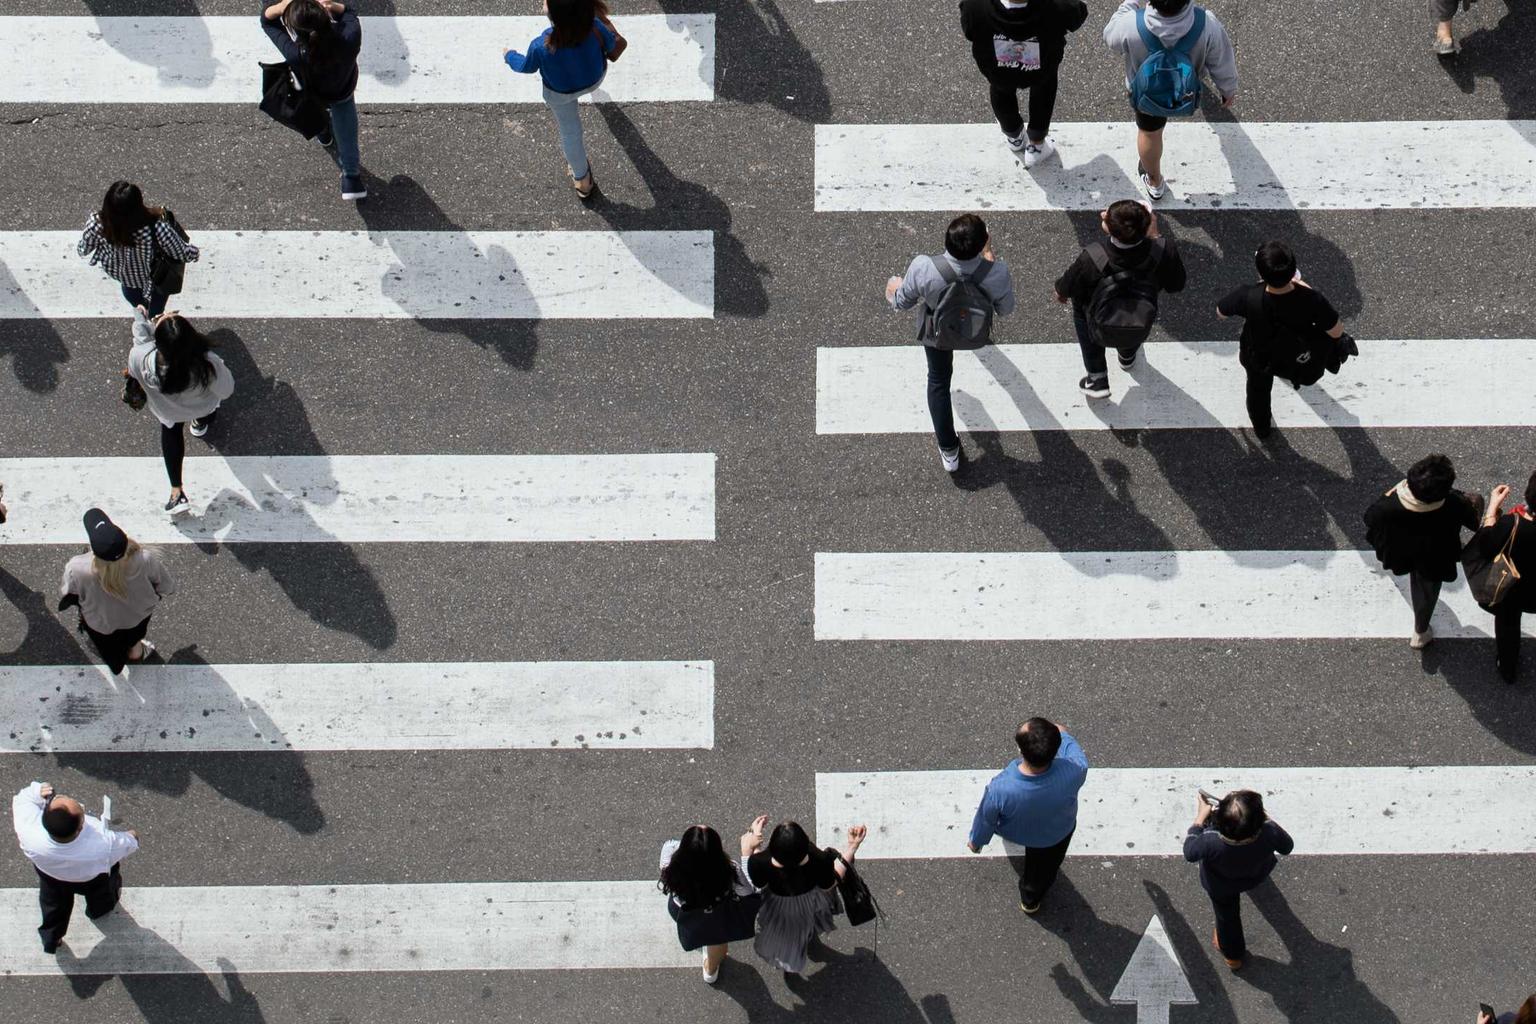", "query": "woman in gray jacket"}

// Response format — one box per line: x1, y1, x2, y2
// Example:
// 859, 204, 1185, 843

127, 307, 235, 514
61, 508, 174, 673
